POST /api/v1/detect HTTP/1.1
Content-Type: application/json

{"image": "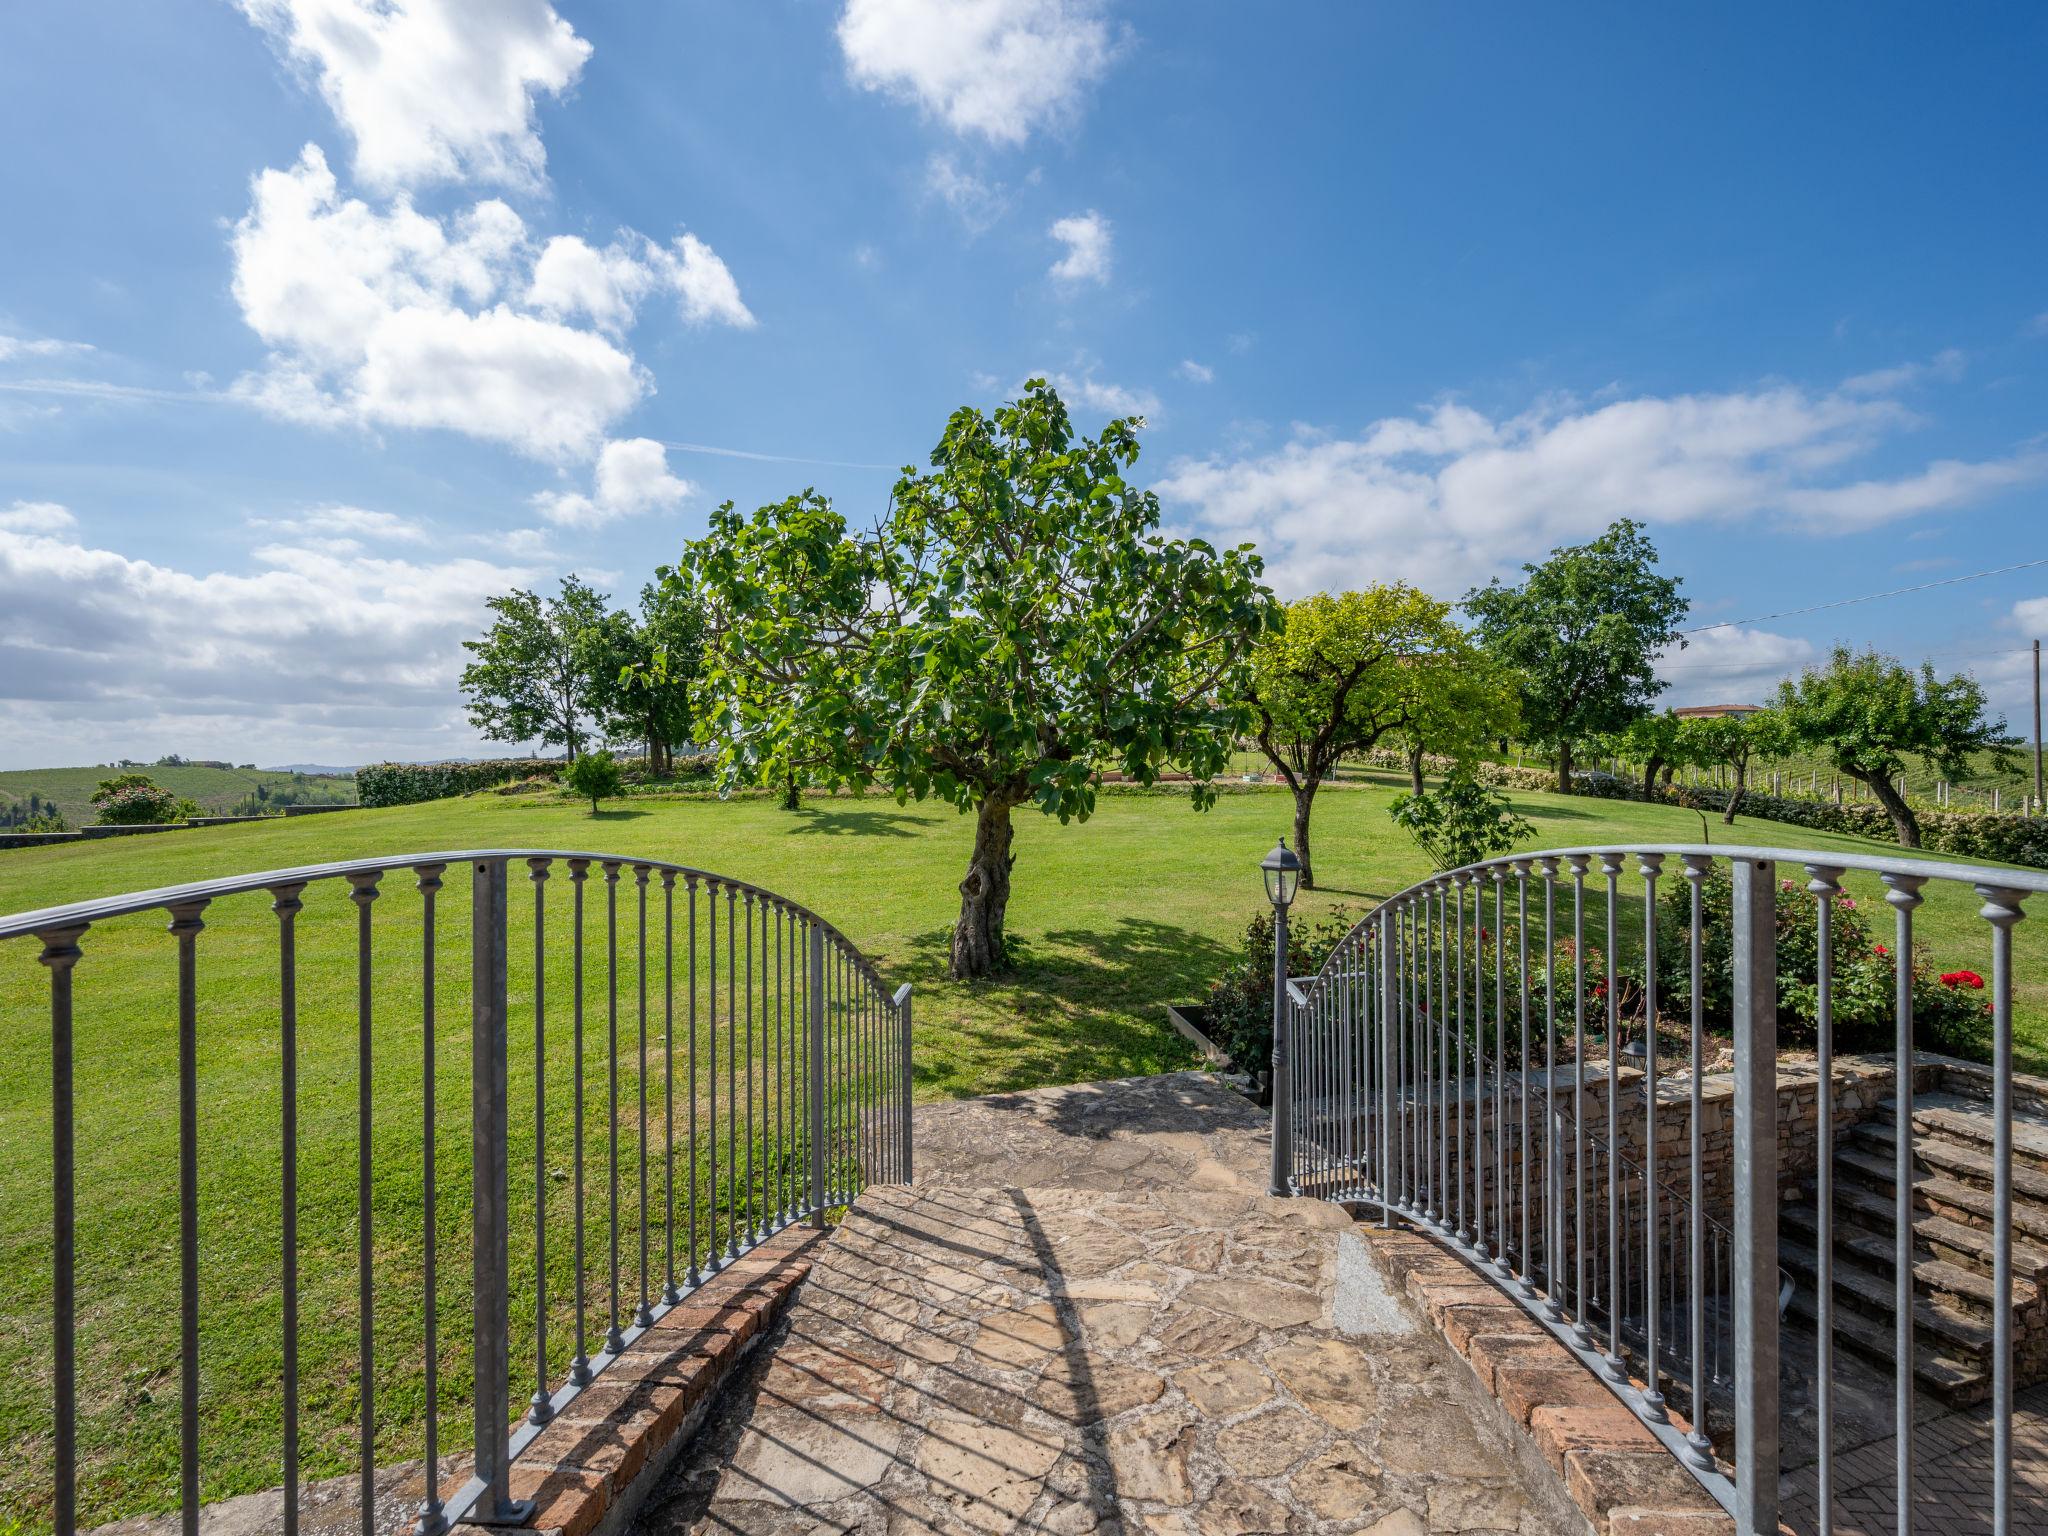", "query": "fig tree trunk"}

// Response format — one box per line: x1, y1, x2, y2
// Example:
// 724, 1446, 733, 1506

1556, 740, 1574, 794
952, 795, 1018, 978
1859, 769, 1921, 848
1408, 744, 1426, 796
1292, 782, 1319, 890
782, 772, 800, 811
